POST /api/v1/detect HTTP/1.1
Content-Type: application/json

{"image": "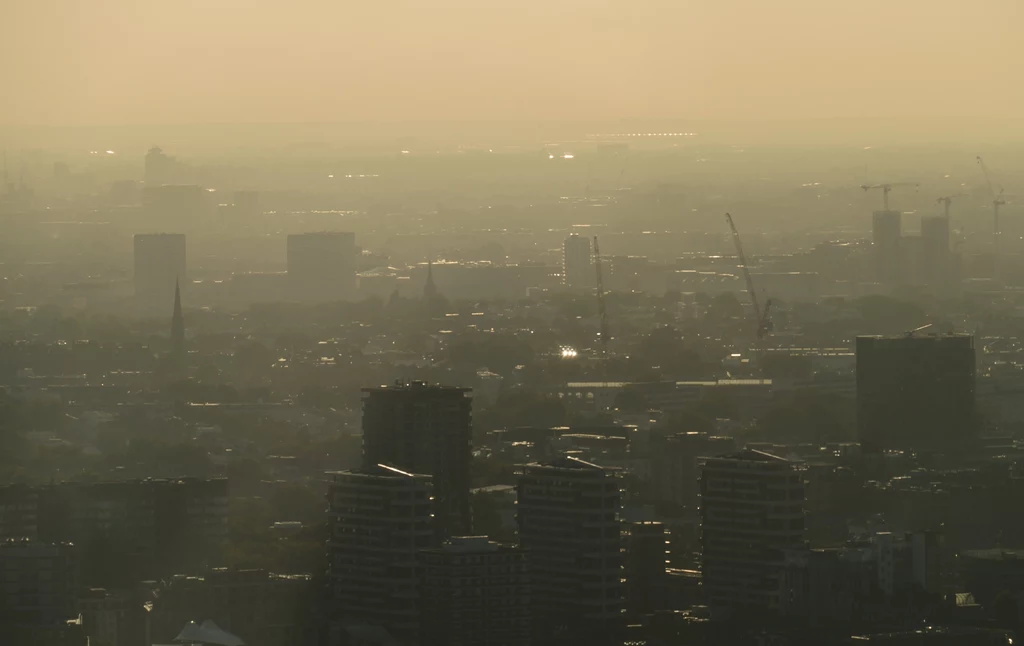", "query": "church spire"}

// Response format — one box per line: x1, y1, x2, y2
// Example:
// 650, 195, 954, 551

423, 260, 438, 299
